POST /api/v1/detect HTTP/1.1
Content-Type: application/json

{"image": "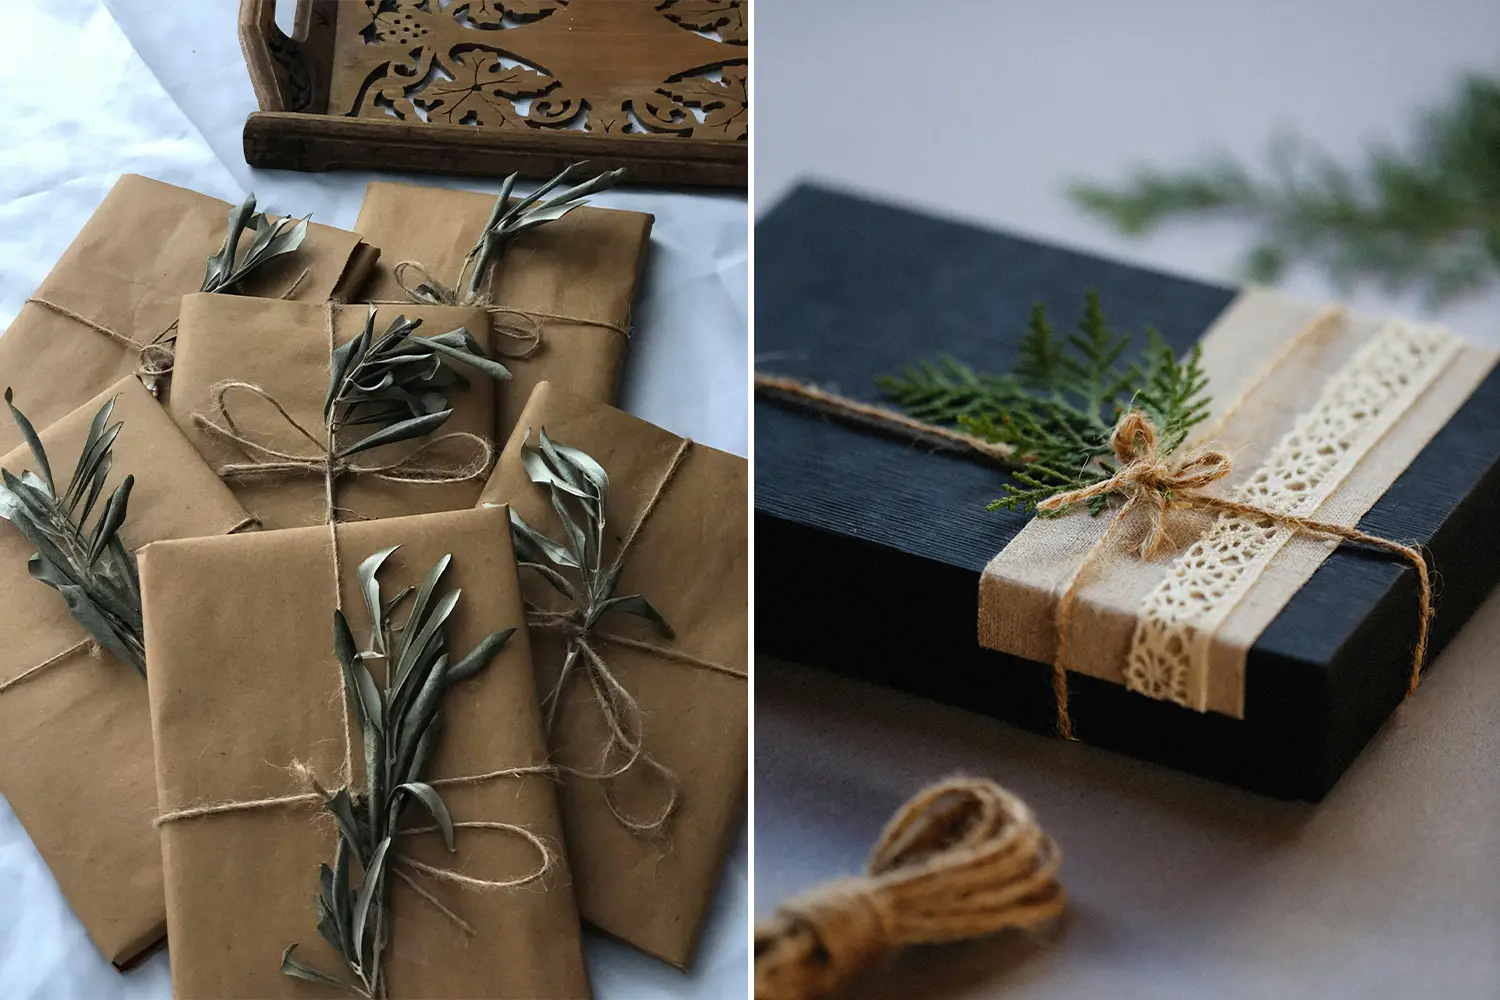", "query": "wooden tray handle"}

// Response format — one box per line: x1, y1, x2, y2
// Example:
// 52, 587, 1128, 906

238, 0, 316, 113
